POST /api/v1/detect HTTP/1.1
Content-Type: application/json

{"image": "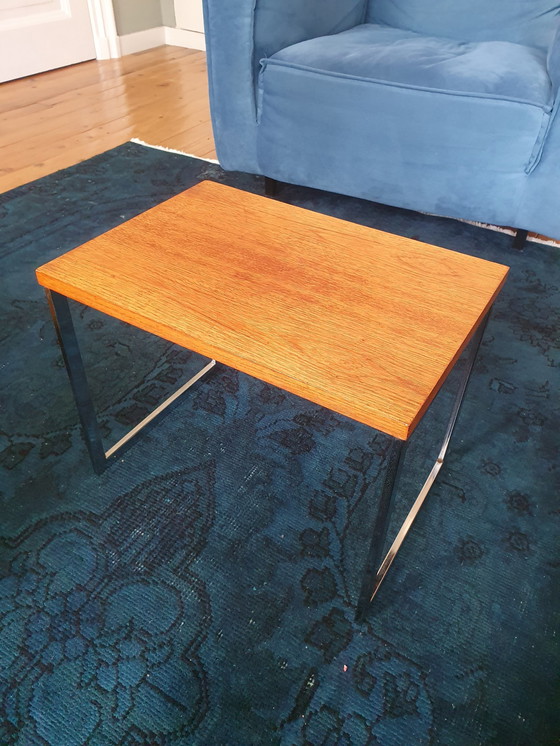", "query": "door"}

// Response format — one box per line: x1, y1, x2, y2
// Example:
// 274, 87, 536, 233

0, 0, 96, 83
174, 0, 203, 34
